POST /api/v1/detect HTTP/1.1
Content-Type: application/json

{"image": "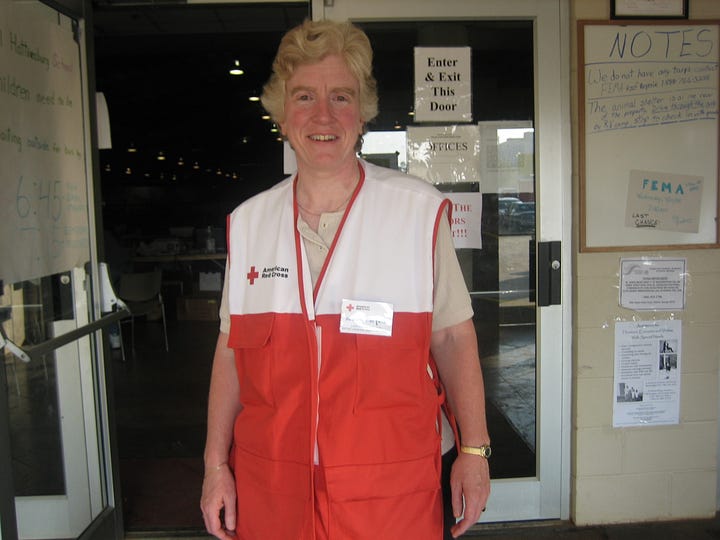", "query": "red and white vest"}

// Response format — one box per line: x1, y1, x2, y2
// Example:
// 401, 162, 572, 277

226, 160, 449, 539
